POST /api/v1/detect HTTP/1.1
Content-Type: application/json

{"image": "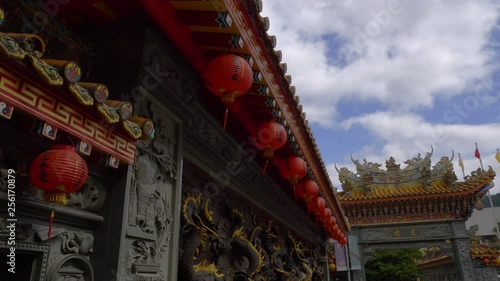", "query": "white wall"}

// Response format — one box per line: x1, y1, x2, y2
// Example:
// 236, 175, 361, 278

465, 207, 500, 236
